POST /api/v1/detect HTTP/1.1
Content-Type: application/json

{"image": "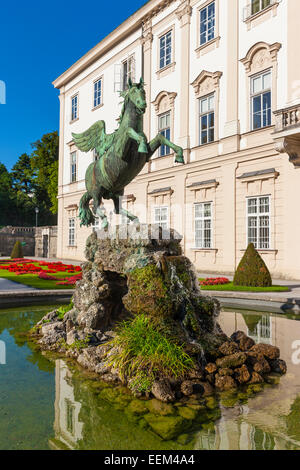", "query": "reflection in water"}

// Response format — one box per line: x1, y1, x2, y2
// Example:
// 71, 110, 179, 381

48, 310, 300, 451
